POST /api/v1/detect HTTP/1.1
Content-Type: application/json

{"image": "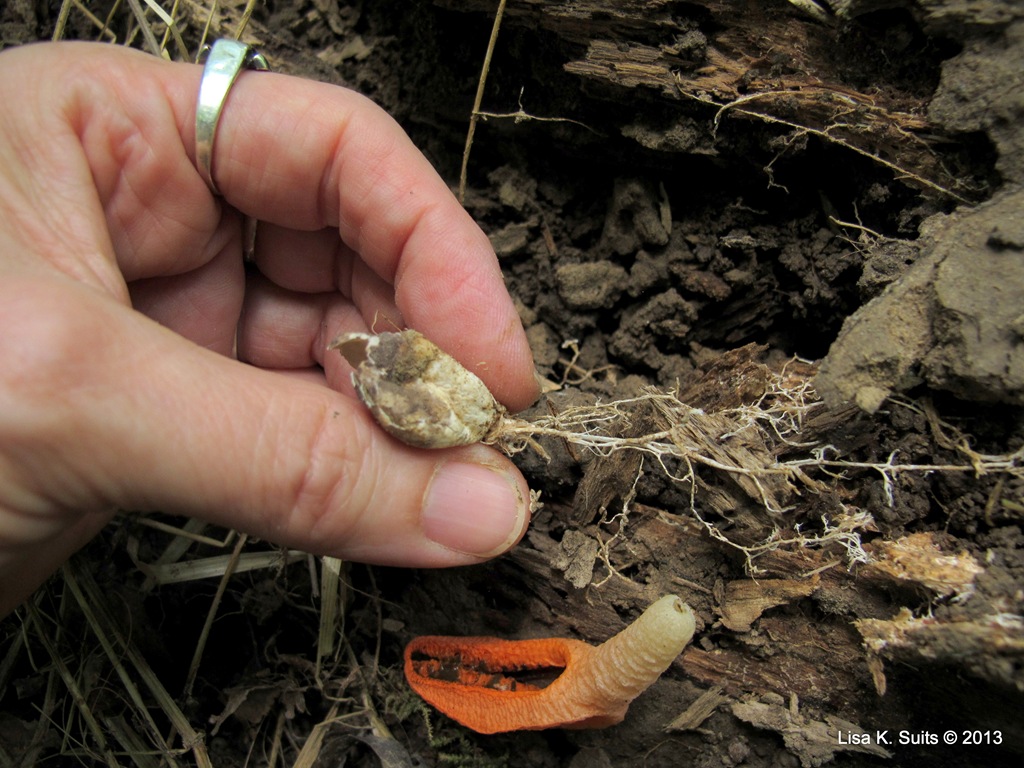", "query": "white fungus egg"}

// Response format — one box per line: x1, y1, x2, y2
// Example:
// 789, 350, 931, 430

329, 329, 505, 449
